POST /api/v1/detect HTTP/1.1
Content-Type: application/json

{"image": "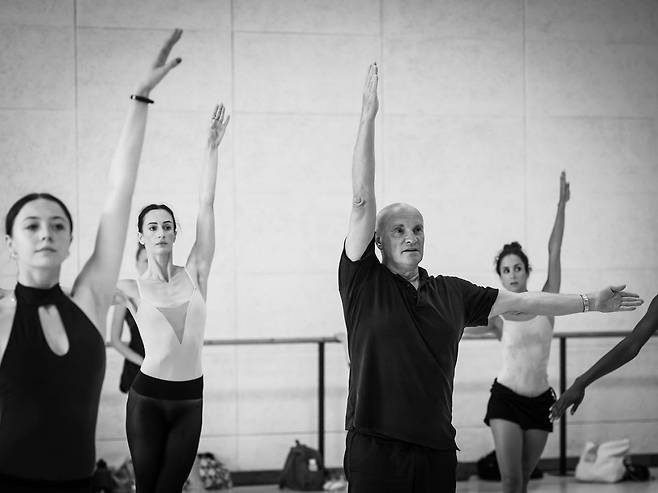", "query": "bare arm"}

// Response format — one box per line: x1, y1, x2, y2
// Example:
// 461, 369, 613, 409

72, 29, 183, 329
345, 63, 378, 261
550, 294, 658, 420
490, 285, 643, 319
109, 305, 144, 366
543, 171, 569, 294
187, 104, 230, 299
463, 316, 502, 340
